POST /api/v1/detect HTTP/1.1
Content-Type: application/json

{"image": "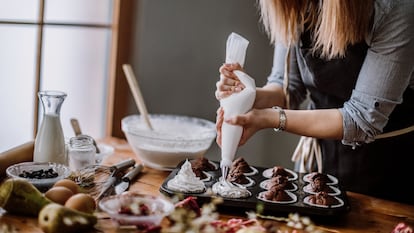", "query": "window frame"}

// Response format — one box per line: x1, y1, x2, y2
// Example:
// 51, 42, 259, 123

0, 0, 134, 140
